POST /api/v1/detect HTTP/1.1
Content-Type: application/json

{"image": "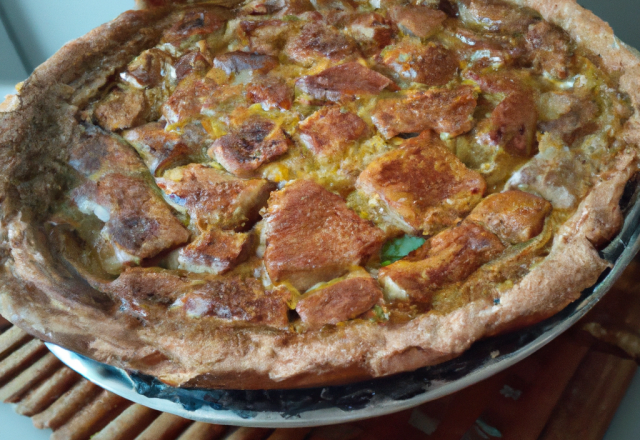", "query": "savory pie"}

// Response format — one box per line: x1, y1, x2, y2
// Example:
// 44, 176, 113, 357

1, 0, 639, 390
